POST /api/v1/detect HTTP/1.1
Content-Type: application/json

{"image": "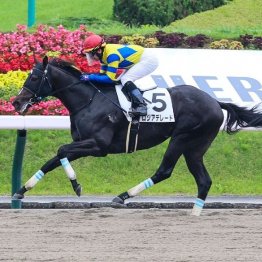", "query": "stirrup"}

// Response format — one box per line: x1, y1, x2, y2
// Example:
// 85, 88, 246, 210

128, 106, 147, 117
